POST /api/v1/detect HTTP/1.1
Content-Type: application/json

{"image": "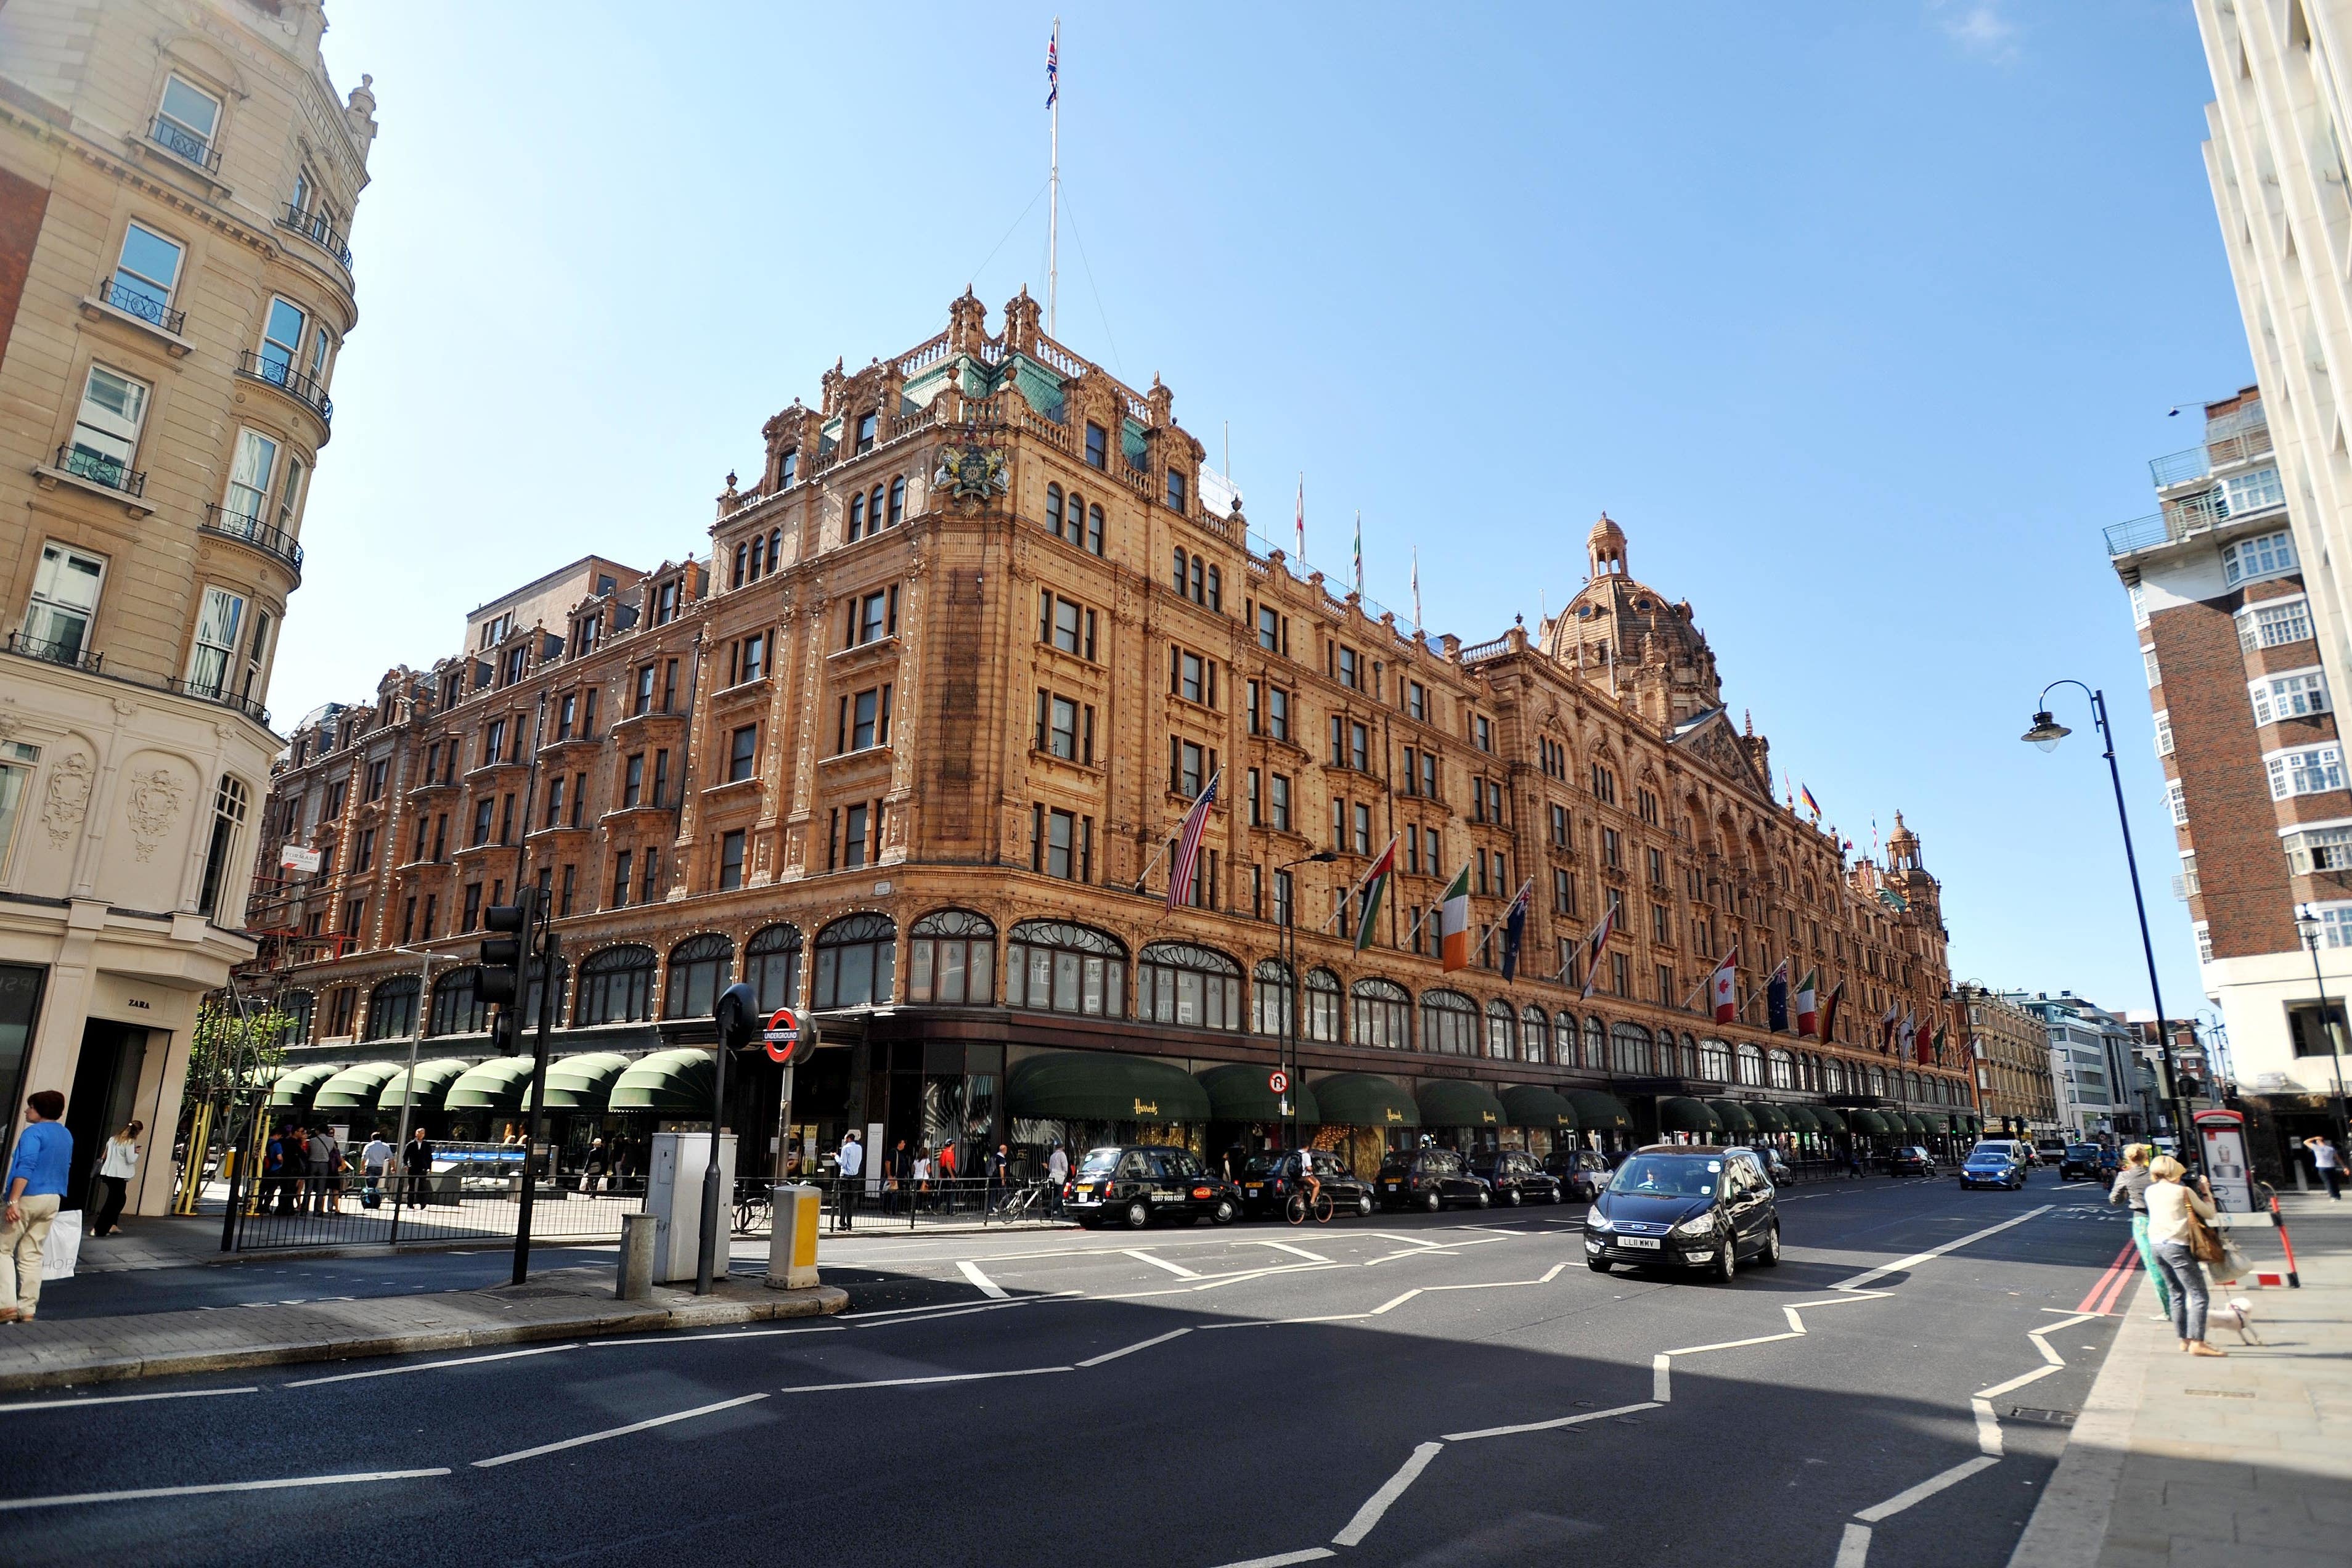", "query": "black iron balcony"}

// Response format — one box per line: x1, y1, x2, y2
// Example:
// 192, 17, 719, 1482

55, 444, 145, 497
94, 276, 186, 335
149, 116, 221, 173
168, 678, 270, 725
276, 203, 353, 271
202, 504, 304, 576
237, 352, 333, 425
4, 631, 102, 673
